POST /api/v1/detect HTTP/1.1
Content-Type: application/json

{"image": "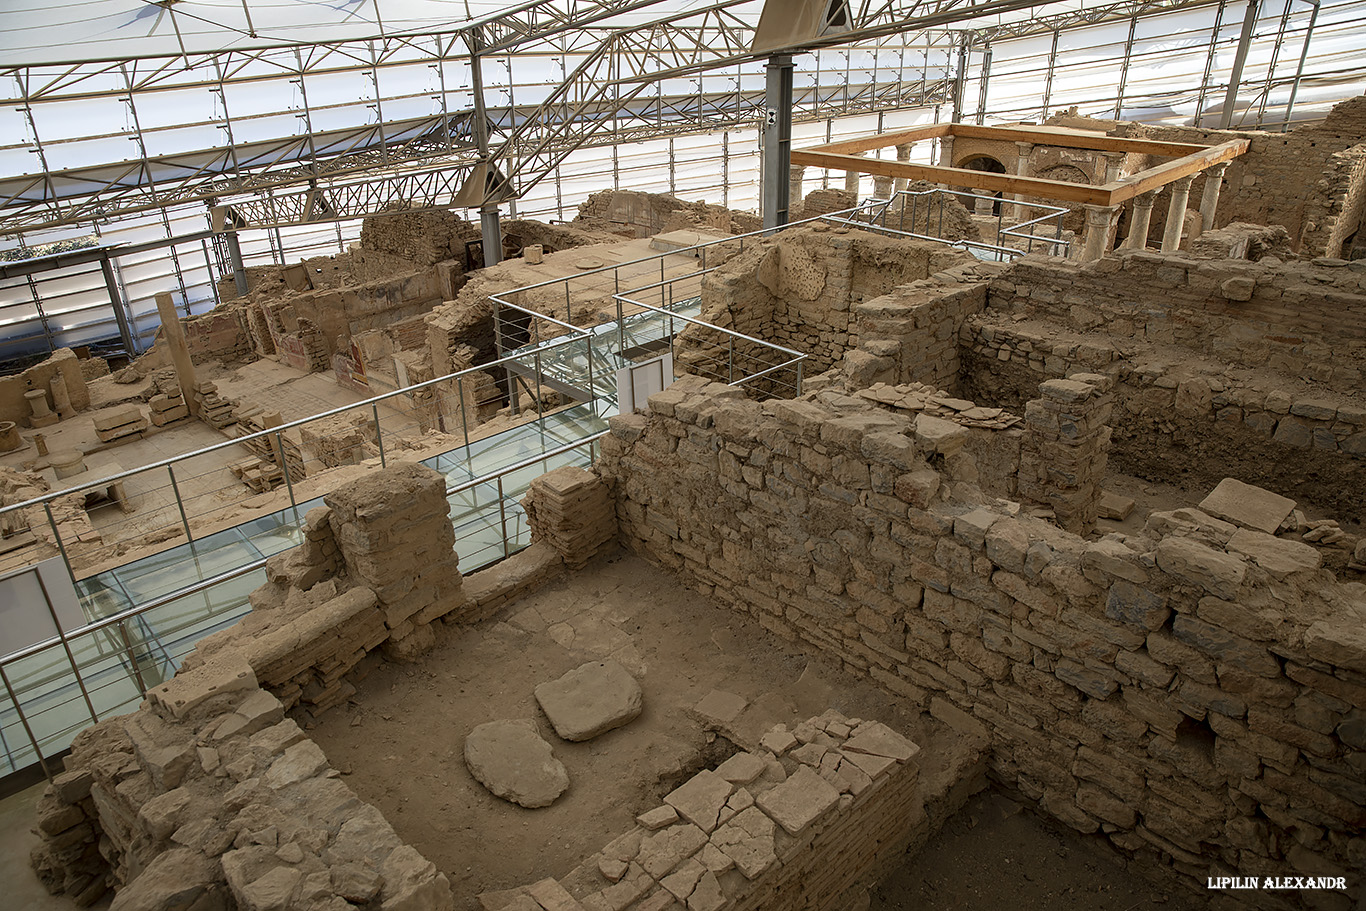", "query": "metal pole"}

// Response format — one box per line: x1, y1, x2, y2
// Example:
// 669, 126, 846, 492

226, 230, 249, 297
761, 54, 794, 231
497, 476, 509, 558
468, 35, 503, 267
373, 403, 386, 467
0, 664, 51, 780
99, 252, 137, 355
1219, 0, 1263, 130
276, 430, 298, 515
1283, 0, 1322, 130
166, 464, 194, 543
117, 621, 150, 696
458, 376, 471, 456
42, 503, 79, 592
